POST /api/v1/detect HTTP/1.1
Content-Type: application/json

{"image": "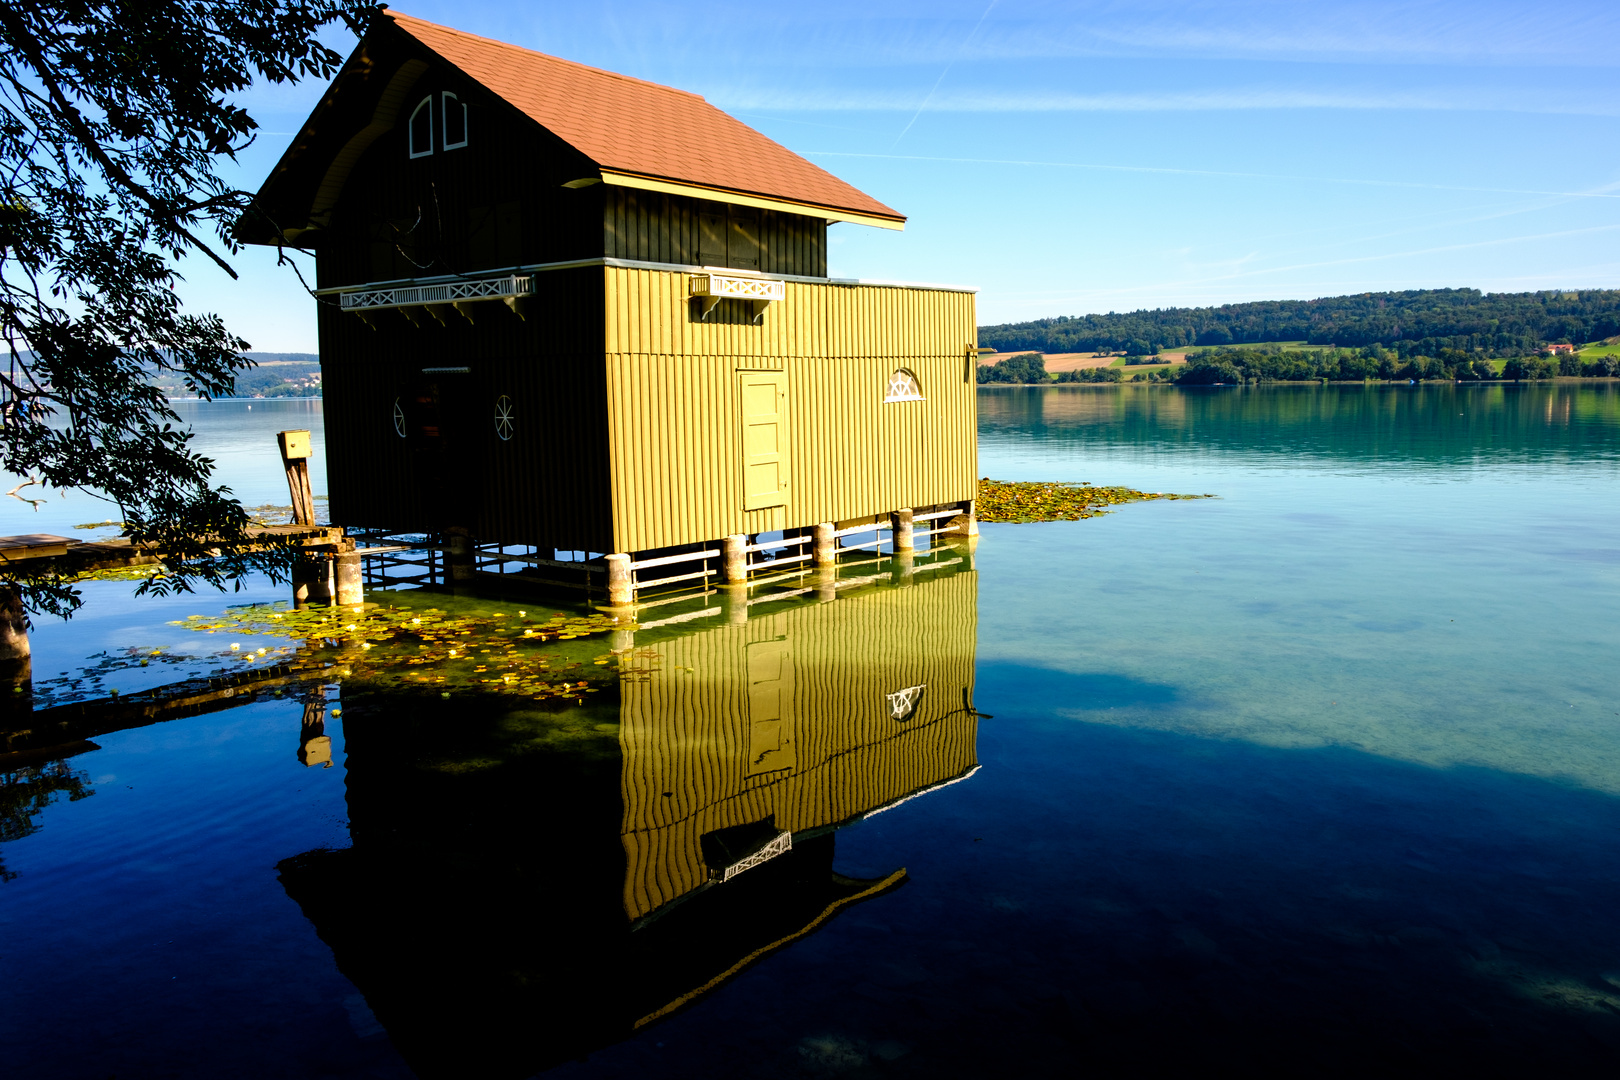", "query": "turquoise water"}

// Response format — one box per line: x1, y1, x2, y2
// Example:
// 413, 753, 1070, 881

3, 385, 1620, 1076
